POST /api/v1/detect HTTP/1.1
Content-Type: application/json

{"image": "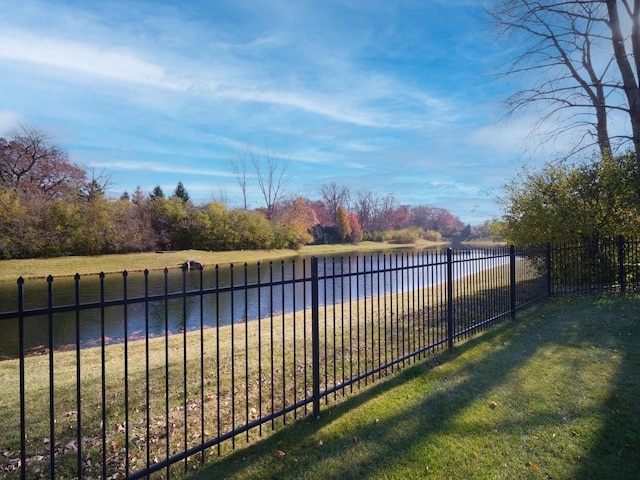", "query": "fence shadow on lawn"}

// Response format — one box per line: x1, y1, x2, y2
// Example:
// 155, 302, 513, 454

190, 293, 640, 480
